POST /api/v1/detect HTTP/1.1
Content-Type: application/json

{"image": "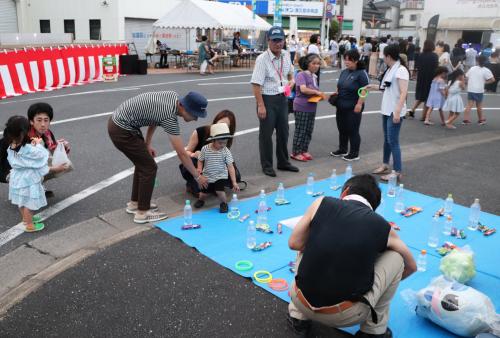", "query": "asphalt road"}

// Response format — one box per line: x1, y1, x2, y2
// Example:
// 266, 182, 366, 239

0, 70, 499, 251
